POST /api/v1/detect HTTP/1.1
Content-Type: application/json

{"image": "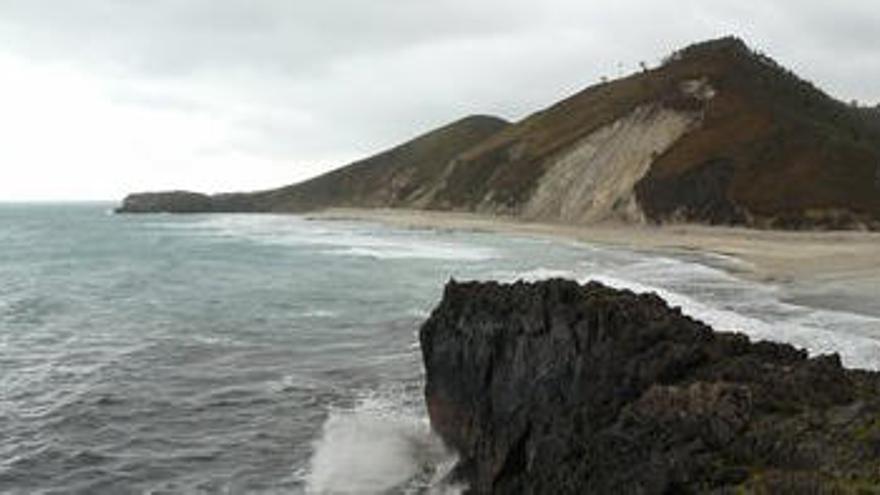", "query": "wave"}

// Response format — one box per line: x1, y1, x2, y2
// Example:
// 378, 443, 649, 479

301, 309, 338, 318
507, 260, 880, 371
164, 214, 499, 262
303, 392, 461, 494
330, 244, 495, 261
